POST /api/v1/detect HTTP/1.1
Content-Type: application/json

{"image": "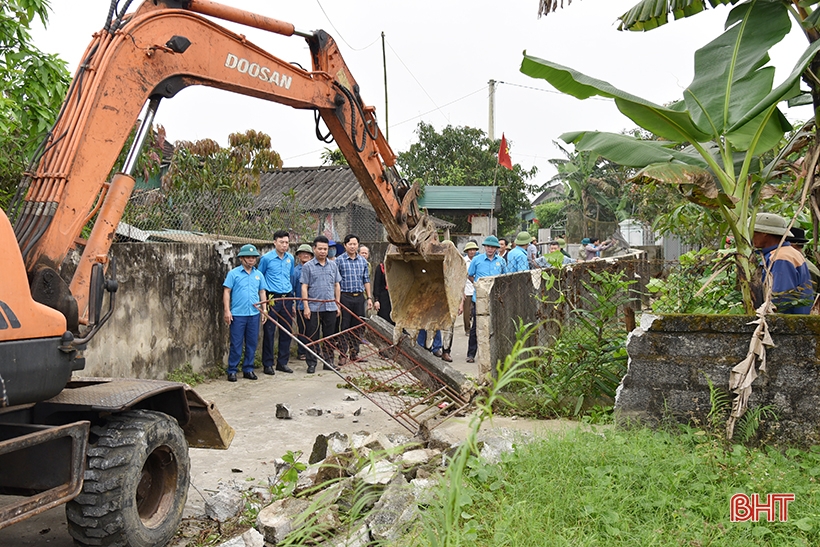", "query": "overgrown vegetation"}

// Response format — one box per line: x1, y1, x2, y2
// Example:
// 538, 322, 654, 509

508, 270, 635, 419
648, 248, 746, 314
